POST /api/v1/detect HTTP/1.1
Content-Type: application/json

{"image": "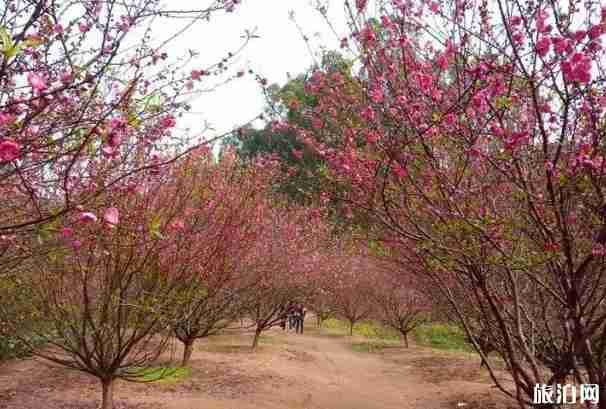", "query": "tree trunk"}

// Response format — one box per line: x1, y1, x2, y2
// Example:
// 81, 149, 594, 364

349, 321, 354, 336
101, 378, 114, 409
317, 315, 322, 328
252, 328, 262, 350
181, 340, 195, 367
402, 332, 409, 348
